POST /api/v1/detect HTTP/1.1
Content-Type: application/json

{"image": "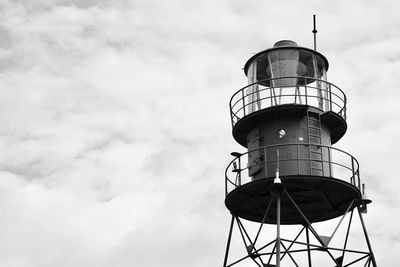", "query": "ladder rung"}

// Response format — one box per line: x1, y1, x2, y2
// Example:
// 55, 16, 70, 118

308, 125, 321, 130
308, 117, 320, 121
309, 134, 321, 138
307, 115, 320, 119
311, 159, 323, 162
307, 111, 319, 116
313, 153, 322, 160
310, 152, 323, 155
310, 152, 322, 154
311, 167, 323, 171
311, 157, 323, 161
309, 143, 322, 146
310, 161, 323, 164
